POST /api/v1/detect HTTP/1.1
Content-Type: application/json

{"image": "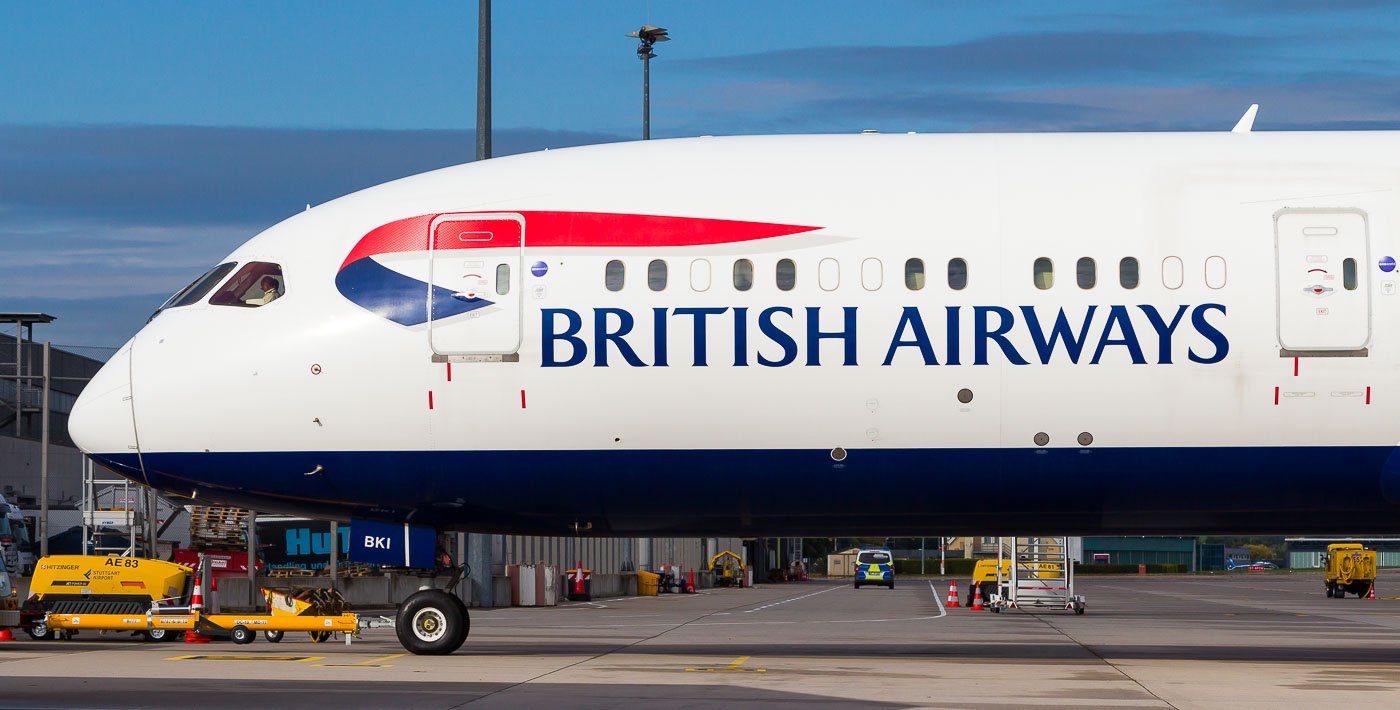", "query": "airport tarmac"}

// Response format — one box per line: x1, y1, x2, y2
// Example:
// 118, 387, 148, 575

2, 570, 1399, 709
